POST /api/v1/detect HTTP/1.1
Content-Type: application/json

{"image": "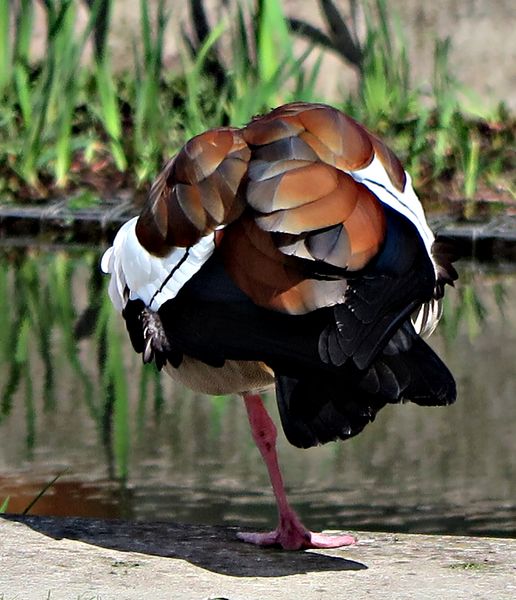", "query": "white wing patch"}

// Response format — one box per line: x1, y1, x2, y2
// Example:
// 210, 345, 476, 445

349, 156, 435, 257
101, 217, 215, 312
348, 157, 443, 336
